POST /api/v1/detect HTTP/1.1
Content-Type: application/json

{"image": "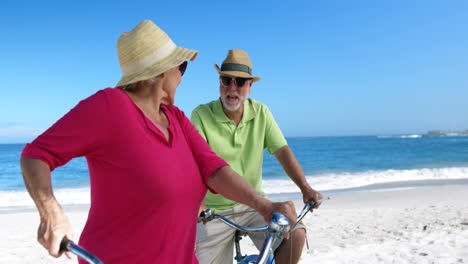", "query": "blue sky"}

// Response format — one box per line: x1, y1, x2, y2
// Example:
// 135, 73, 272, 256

1, 0, 467, 143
